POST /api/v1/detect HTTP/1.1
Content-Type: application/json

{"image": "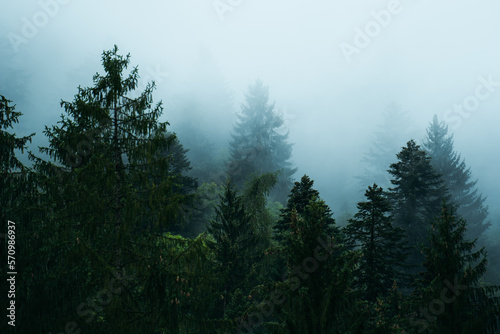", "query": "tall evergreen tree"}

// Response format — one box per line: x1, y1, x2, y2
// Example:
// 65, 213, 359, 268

28, 46, 187, 333
0, 95, 36, 334
423, 115, 490, 245
156, 134, 203, 237
344, 184, 410, 302
228, 80, 296, 203
0, 95, 34, 223
206, 180, 258, 319
160, 134, 198, 195
410, 203, 500, 334
270, 175, 360, 333
388, 140, 448, 272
